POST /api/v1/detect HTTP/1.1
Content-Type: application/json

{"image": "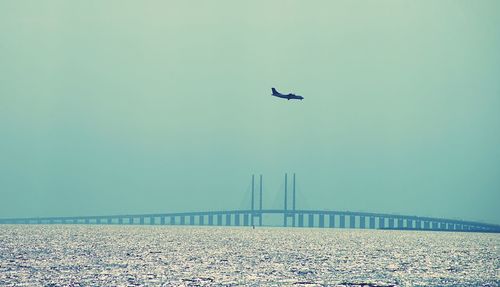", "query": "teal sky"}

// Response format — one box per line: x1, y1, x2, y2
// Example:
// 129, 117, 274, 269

1, 1, 499, 224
